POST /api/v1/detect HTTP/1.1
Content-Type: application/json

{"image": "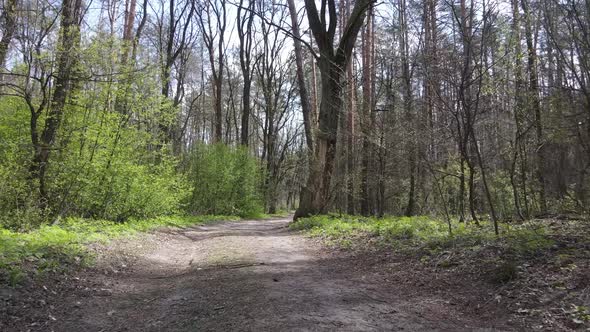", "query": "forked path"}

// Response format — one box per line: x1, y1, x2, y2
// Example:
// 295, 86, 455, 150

49, 217, 502, 331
